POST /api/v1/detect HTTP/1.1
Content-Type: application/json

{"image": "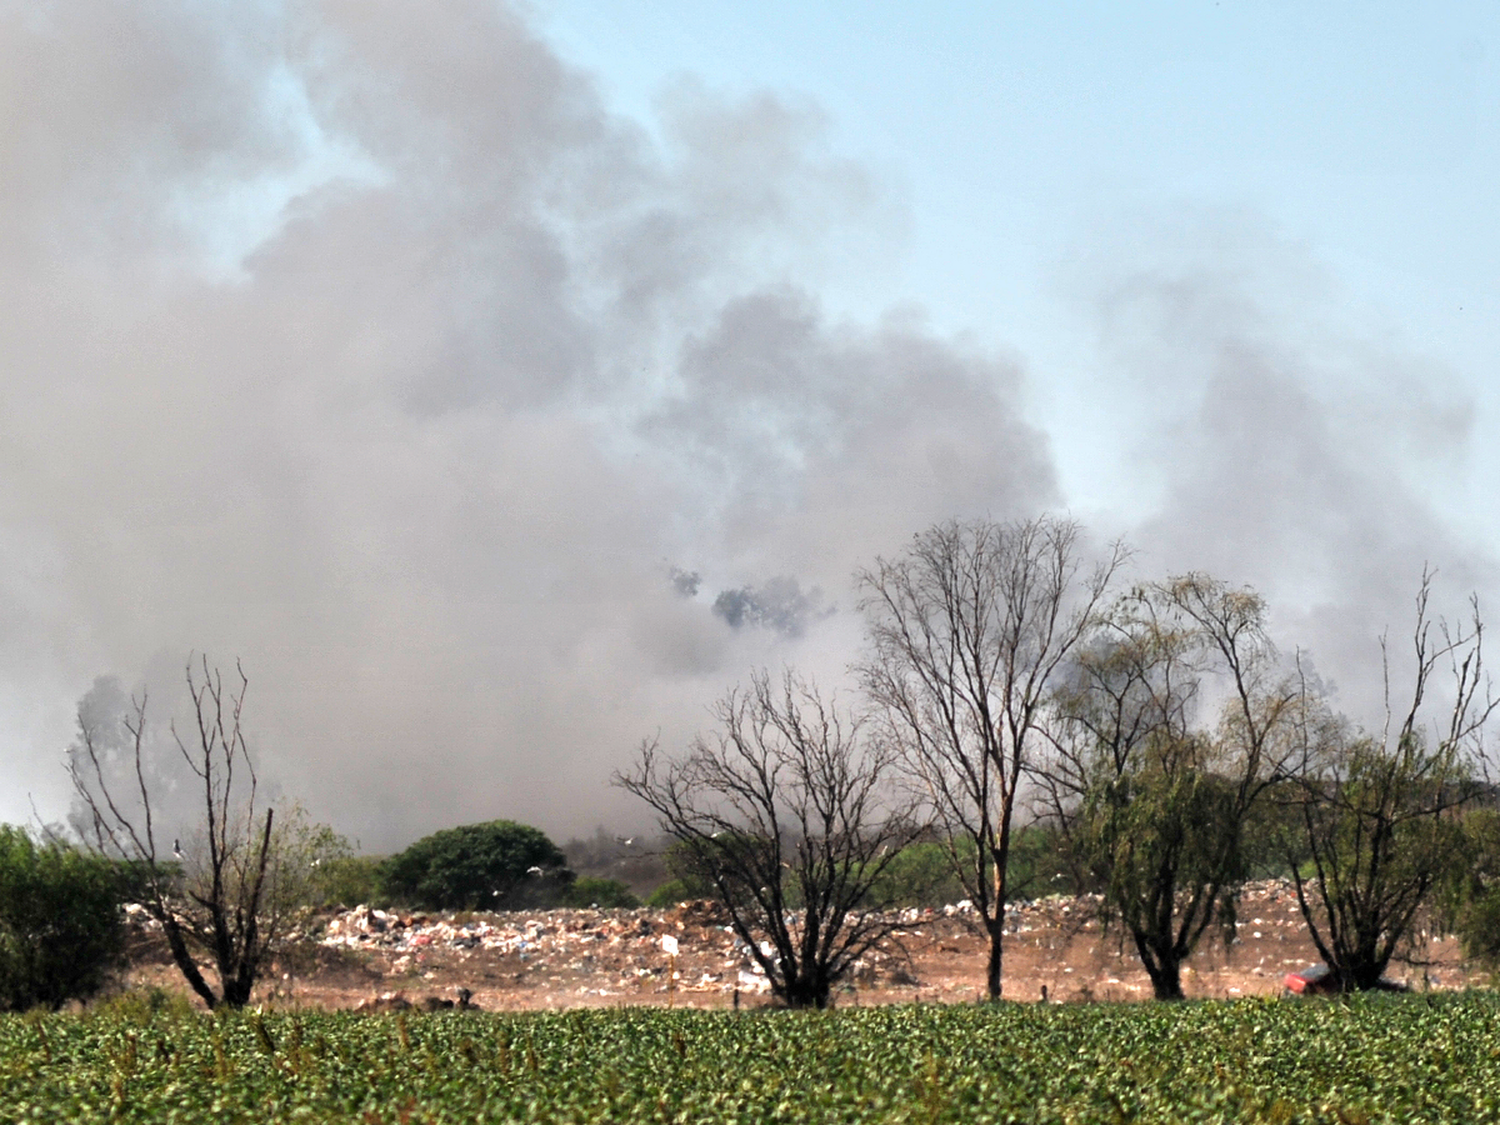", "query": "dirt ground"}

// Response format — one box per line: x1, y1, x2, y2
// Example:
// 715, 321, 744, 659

119, 880, 1485, 1011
